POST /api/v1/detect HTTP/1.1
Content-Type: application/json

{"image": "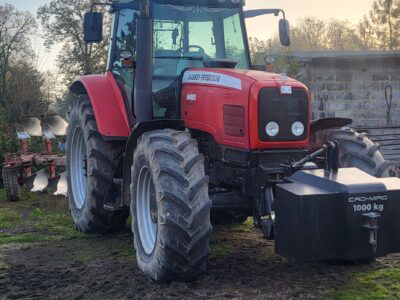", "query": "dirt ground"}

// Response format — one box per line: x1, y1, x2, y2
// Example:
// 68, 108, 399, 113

1, 191, 400, 299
